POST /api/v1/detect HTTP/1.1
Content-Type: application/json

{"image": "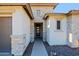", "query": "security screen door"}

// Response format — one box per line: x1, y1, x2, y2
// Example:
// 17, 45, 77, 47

34, 23, 43, 39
